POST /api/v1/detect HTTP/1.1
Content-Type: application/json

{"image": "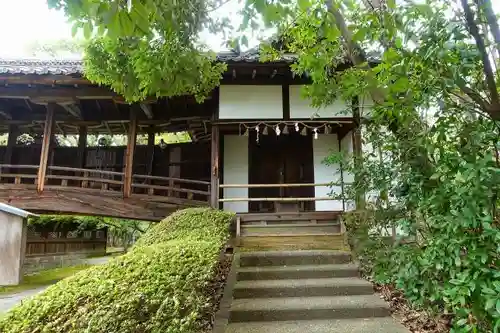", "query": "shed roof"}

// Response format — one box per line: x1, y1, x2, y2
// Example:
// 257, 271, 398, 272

0, 202, 36, 218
